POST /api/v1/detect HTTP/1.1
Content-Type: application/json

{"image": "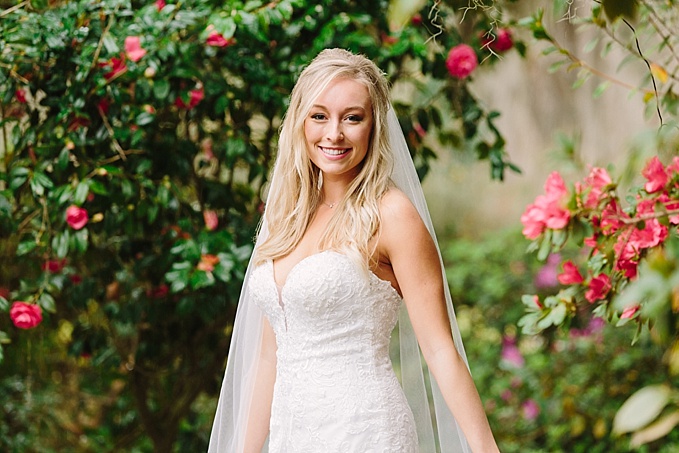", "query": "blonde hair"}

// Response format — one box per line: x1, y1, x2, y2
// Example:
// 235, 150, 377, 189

254, 48, 393, 268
